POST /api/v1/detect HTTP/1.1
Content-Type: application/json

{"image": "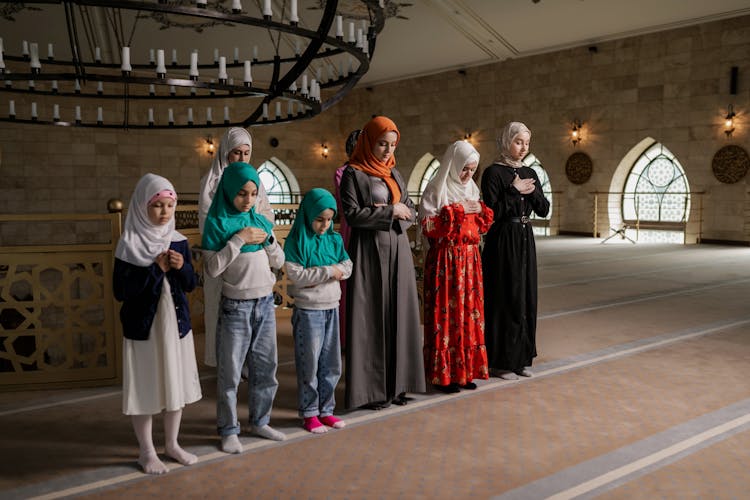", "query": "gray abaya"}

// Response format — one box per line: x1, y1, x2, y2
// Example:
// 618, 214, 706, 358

340, 166, 425, 409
